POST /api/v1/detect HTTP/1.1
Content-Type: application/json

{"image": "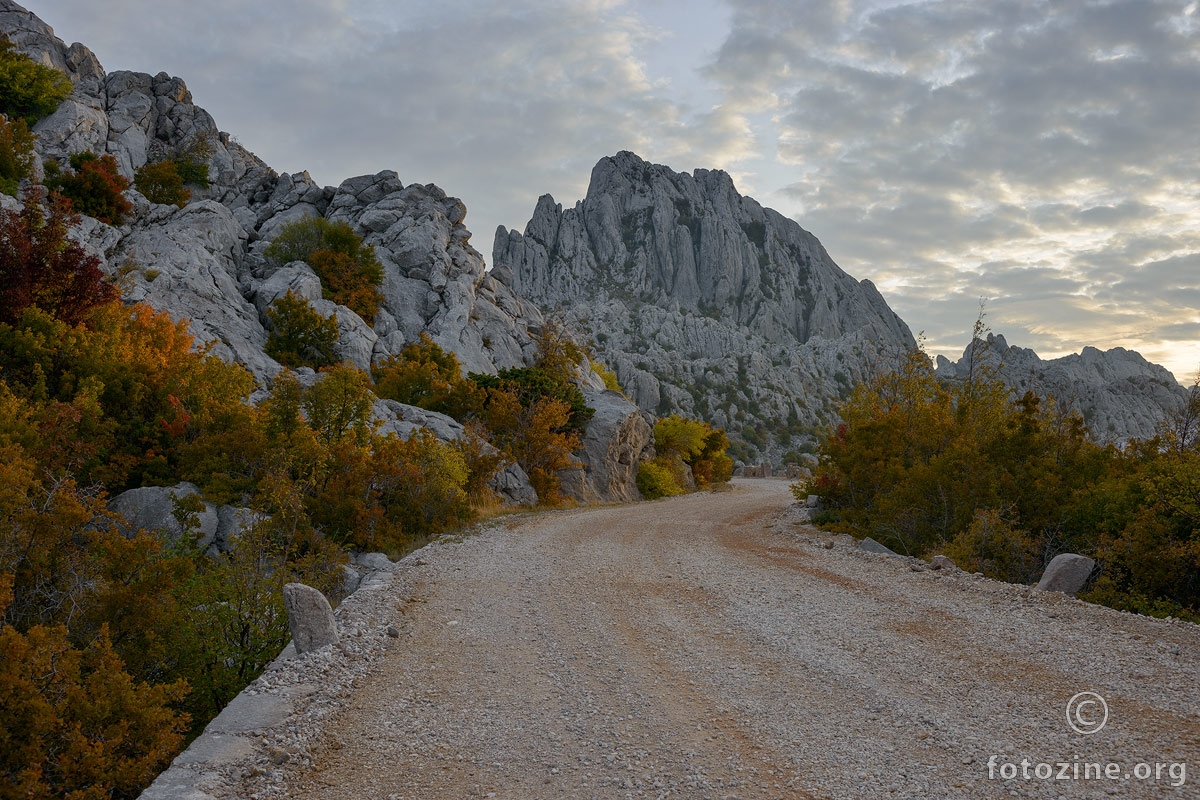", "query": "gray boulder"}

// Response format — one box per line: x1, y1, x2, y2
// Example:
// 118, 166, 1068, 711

310, 298, 376, 372
859, 537, 901, 557
1035, 553, 1096, 595
558, 389, 654, 503
108, 482, 218, 549
282, 583, 338, 654
353, 552, 395, 572
372, 399, 464, 442
340, 564, 363, 596
929, 554, 957, 571
252, 261, 323, 313
211, 505, 266, 556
